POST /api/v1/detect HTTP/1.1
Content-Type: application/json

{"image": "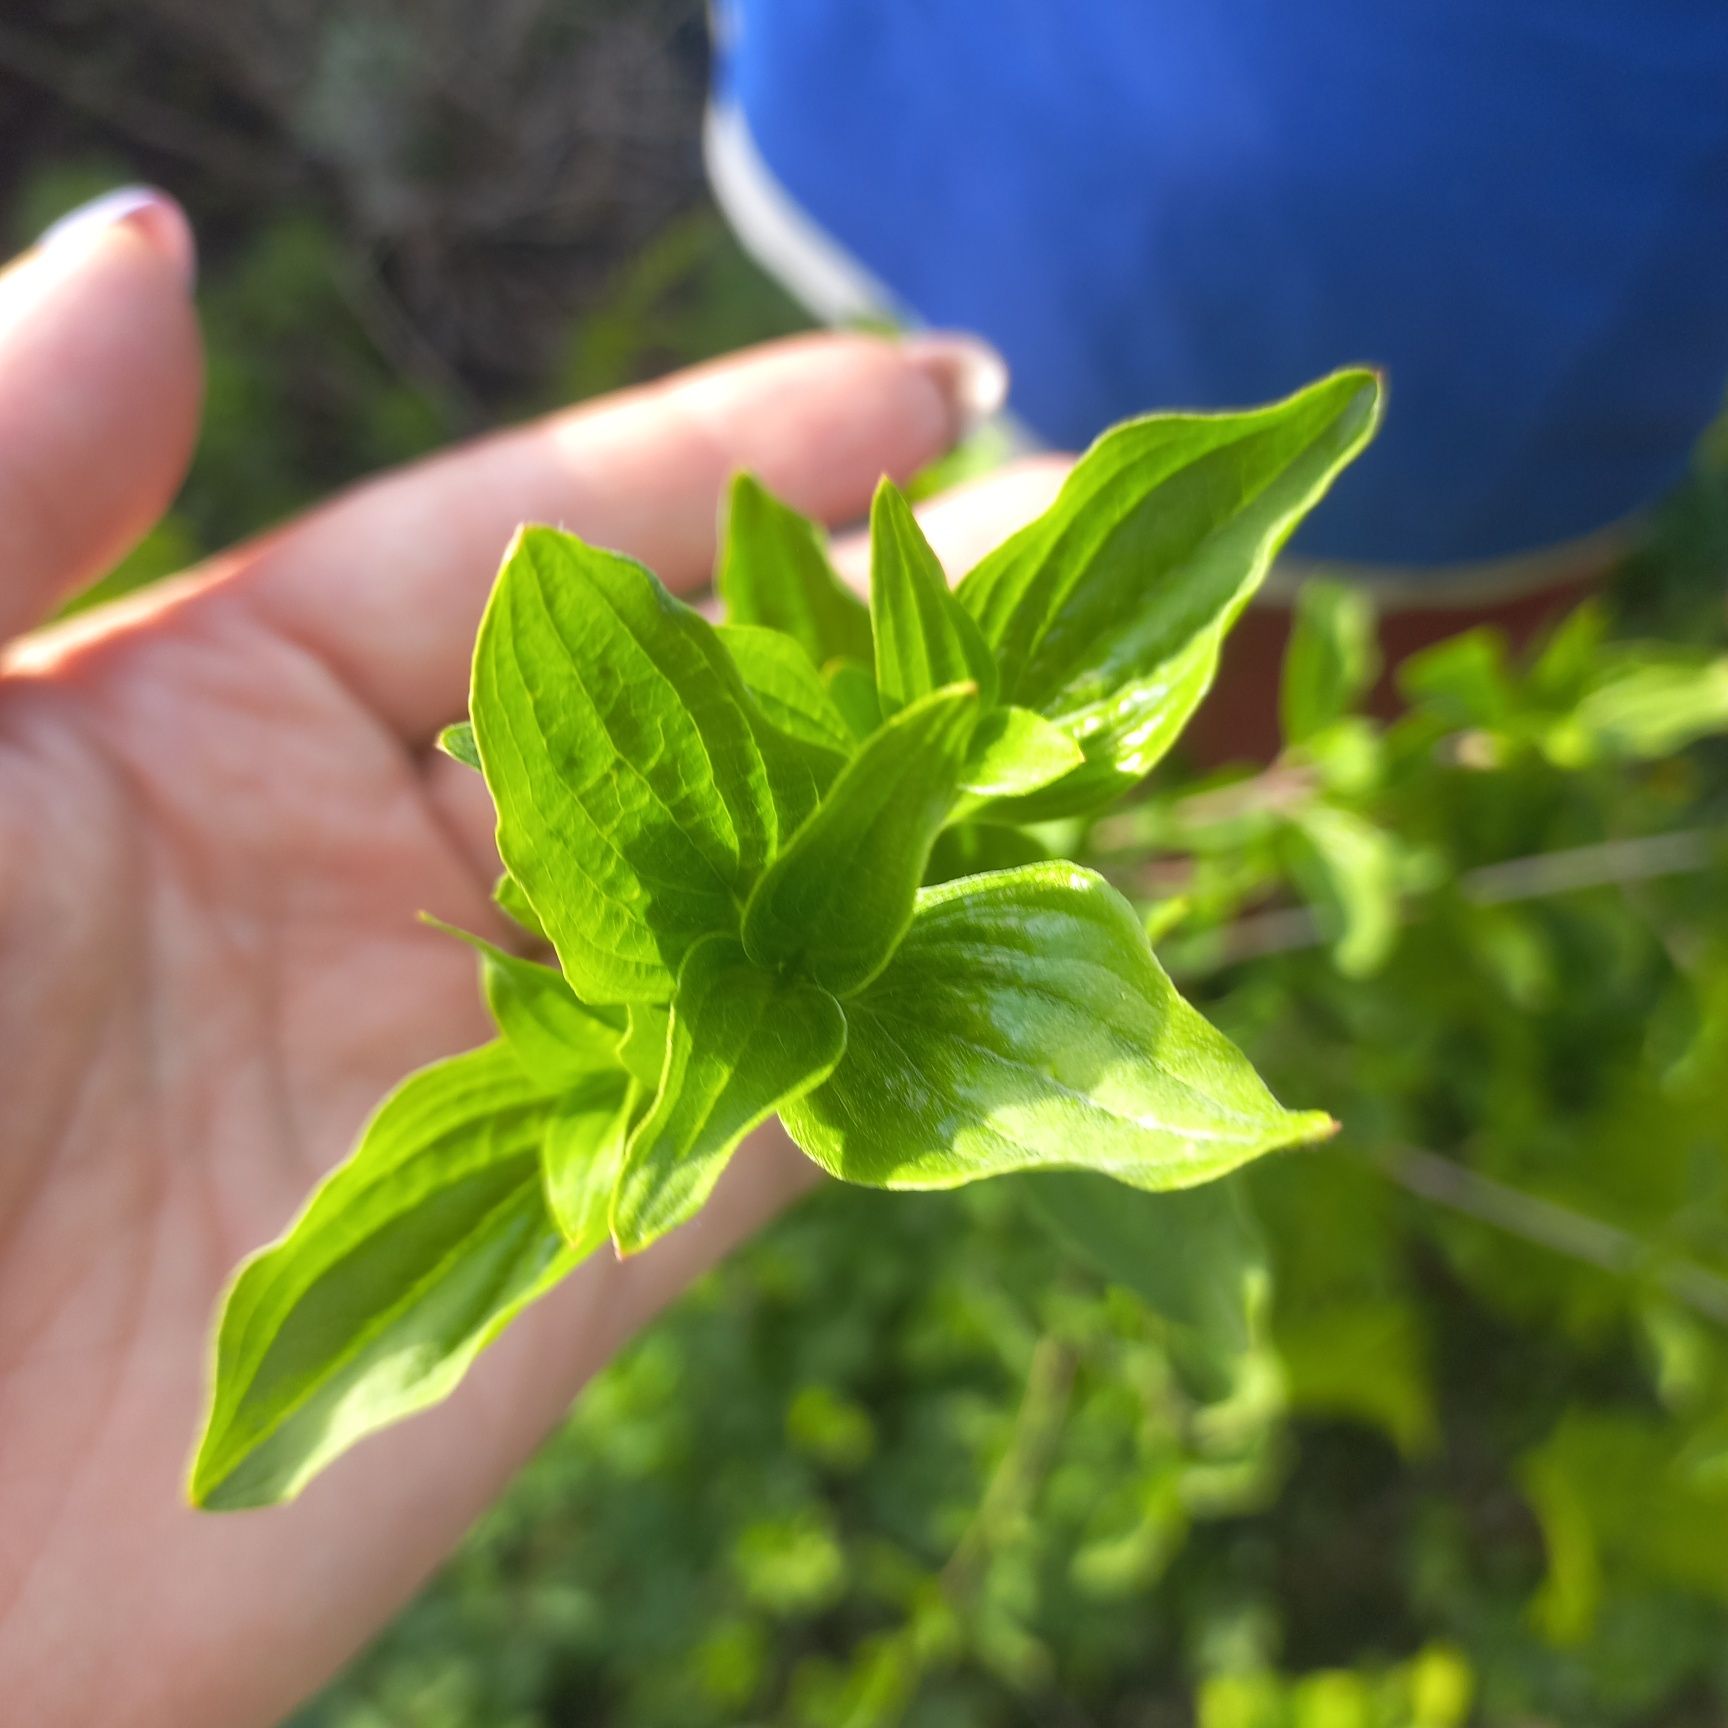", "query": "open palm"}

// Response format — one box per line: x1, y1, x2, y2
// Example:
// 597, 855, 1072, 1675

0, 207, 1045, 1727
